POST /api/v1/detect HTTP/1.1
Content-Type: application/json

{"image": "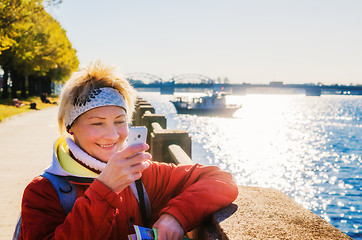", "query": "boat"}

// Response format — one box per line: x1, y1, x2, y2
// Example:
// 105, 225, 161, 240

170, 91, 241, 117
